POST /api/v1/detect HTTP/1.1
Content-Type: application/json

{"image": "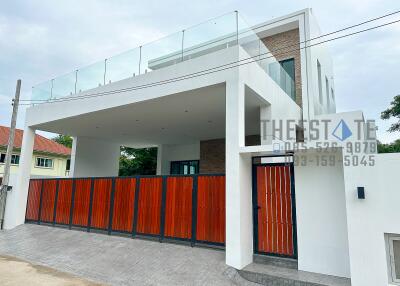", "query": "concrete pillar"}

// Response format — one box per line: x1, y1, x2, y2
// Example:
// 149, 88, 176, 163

70, 136, 120, 177
225, 80, 254, 269
156, 145, 163, 175
3, 126, 35, 229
